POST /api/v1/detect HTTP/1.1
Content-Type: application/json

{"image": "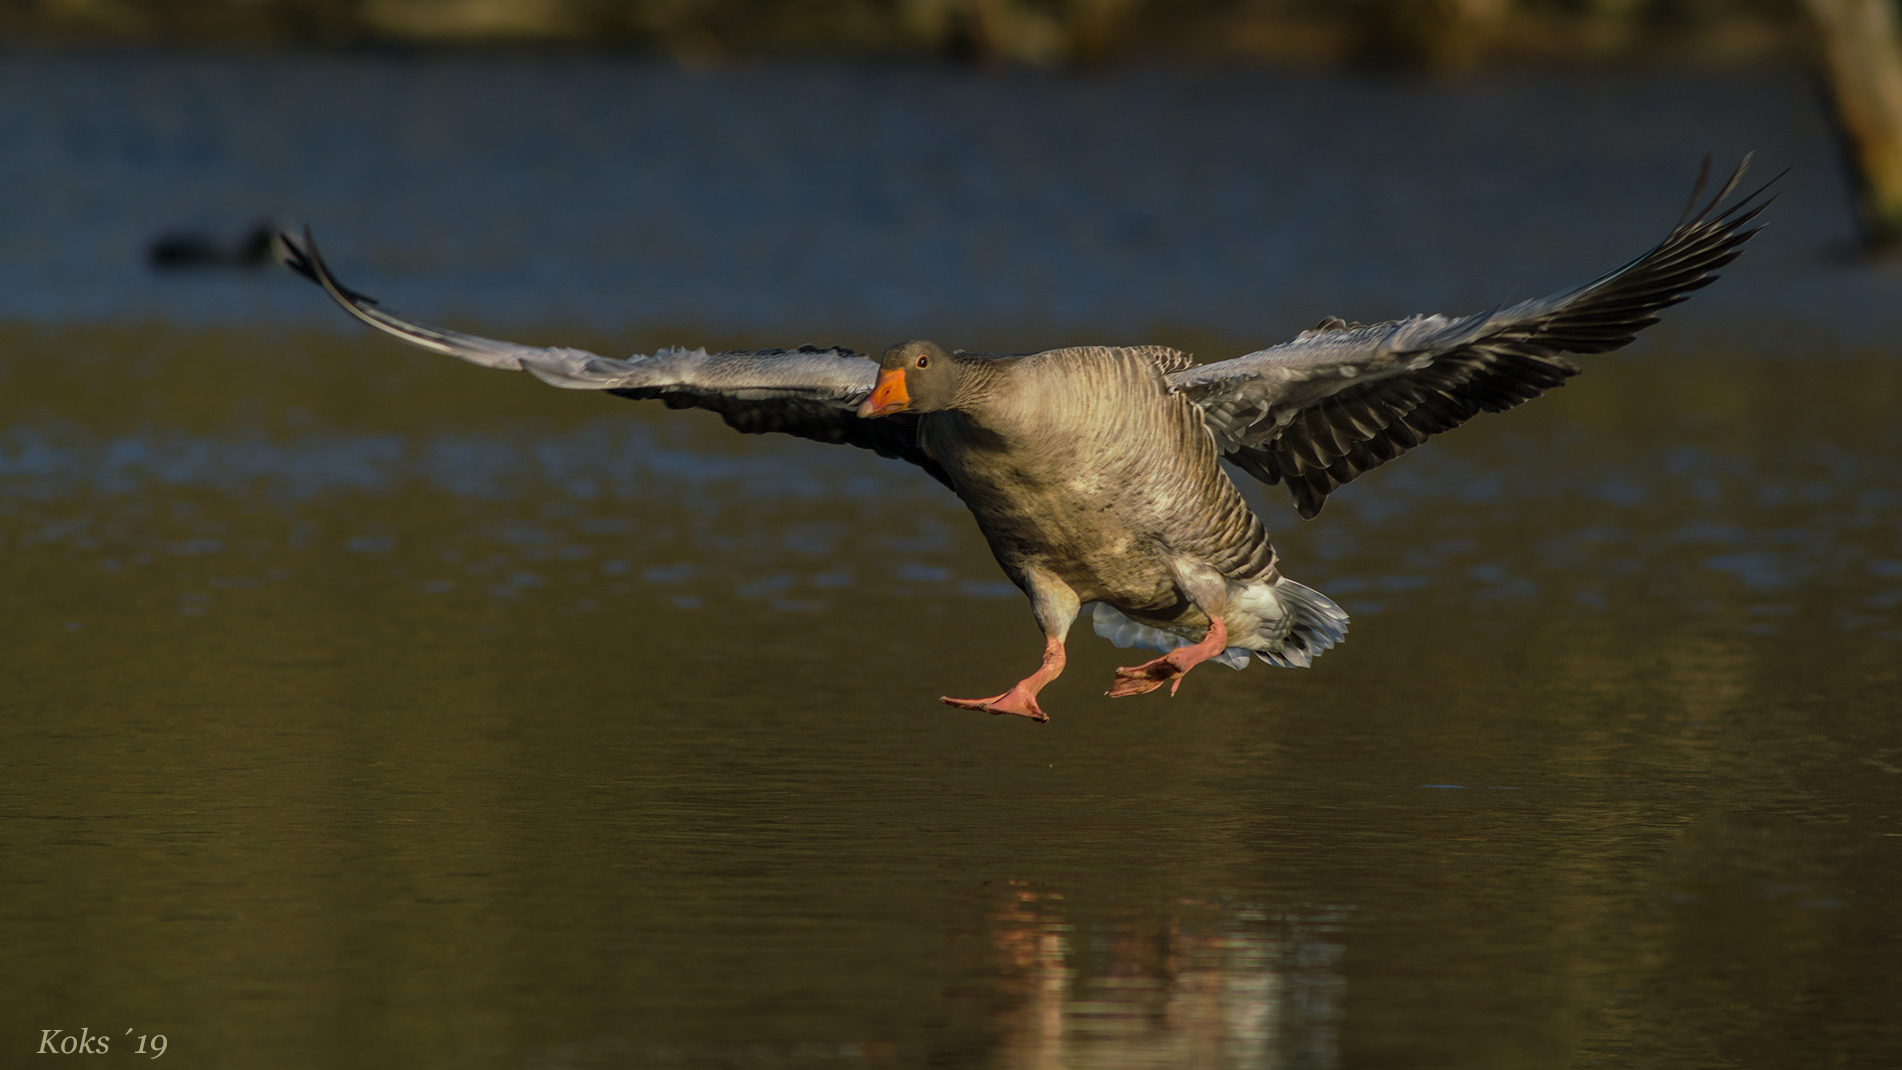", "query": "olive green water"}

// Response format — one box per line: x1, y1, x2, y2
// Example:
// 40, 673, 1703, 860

4, 322, 1898, 1068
